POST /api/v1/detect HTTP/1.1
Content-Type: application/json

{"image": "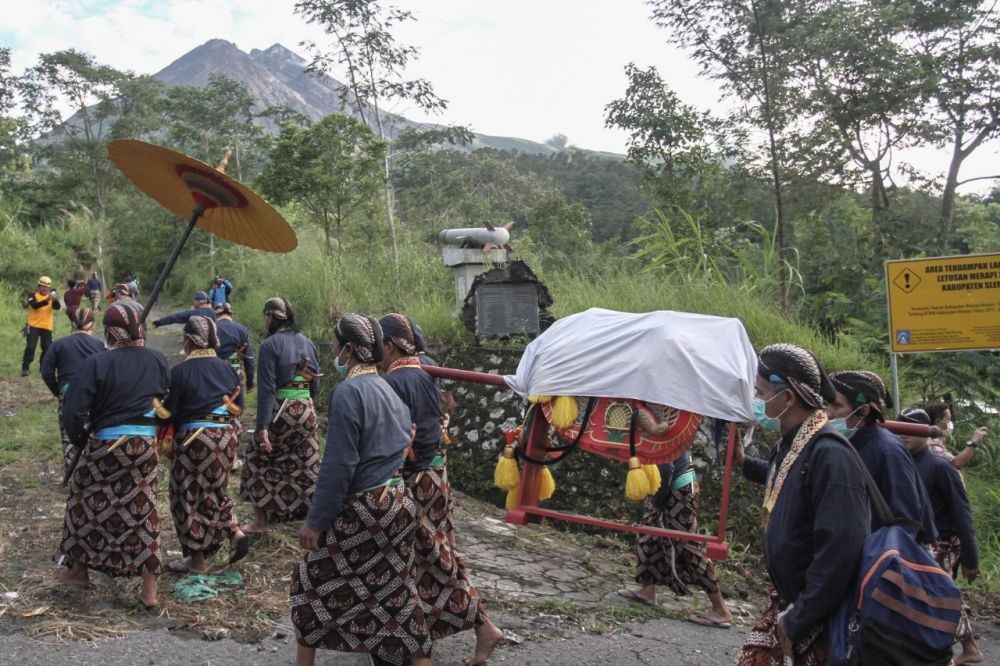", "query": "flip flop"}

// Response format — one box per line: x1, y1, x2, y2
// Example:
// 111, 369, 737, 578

130, 594, 160, 614
687, 614, 732, 629
228, 534, 250, 565
165, 558, 208, 575
616, 588, 656, 607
